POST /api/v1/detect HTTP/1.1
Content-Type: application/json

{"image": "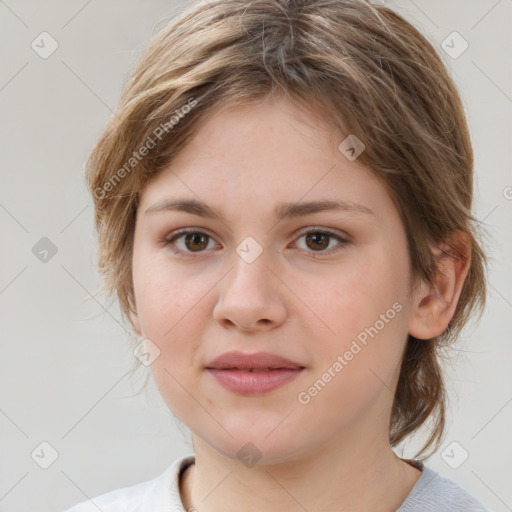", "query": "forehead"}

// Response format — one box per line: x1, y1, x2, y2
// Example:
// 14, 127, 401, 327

137, 97, 396, 223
